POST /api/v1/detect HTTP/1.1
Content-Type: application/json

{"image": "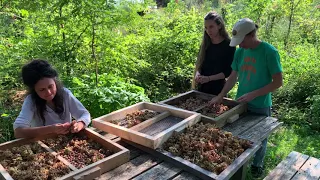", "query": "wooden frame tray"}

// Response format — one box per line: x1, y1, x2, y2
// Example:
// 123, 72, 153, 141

92, 102, 201, 149
123, 117, 260, 180
158, 90, 247, 127
0, 128, 130, 180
